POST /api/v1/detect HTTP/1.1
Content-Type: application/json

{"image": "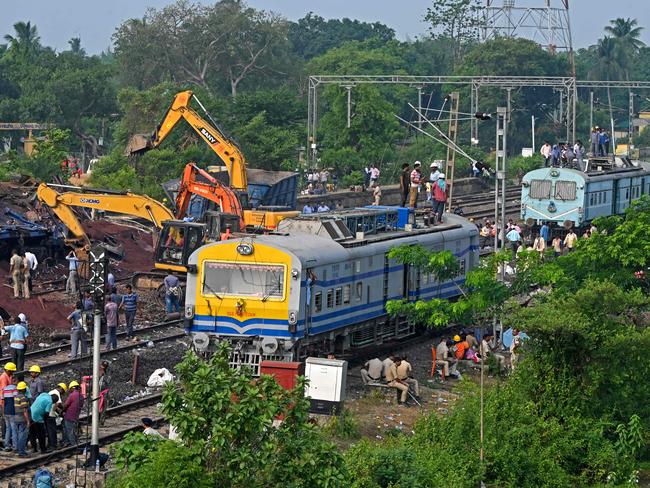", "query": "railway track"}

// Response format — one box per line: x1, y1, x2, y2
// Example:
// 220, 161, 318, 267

0, 393, 164, 484
2, 319, 185, 376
